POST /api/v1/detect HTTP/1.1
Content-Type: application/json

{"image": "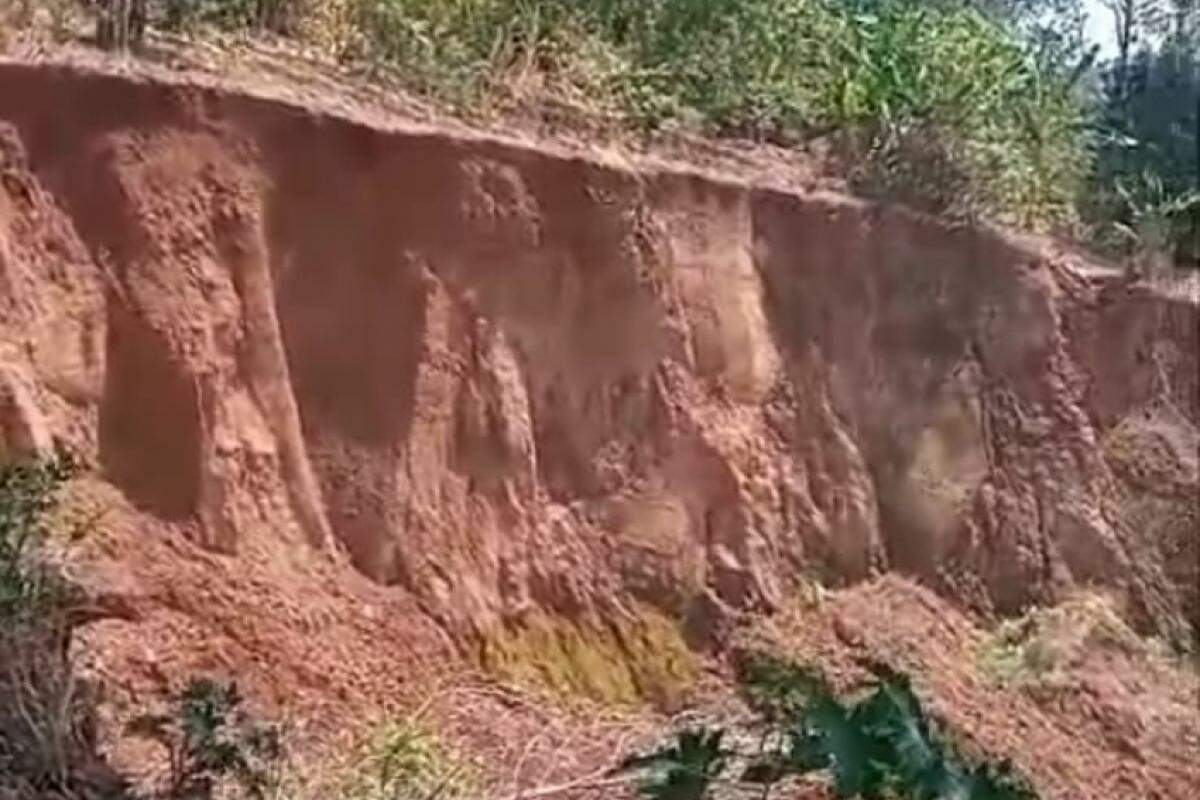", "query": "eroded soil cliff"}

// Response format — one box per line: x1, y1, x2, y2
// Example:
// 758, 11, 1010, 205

0, 60, 1196, 798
